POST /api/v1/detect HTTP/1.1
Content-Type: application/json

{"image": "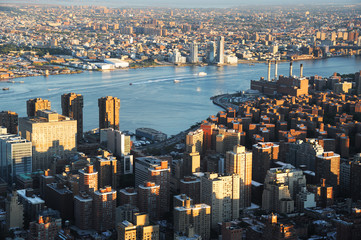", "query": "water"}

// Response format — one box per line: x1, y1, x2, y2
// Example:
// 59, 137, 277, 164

1, 56, 360, 135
